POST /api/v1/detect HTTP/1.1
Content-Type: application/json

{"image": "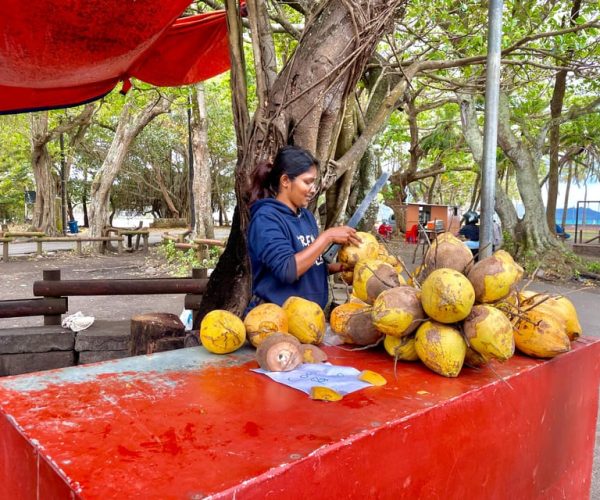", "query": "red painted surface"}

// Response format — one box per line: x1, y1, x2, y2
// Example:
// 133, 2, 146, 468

1, 338, 599, 499
0, 1, 229, 113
